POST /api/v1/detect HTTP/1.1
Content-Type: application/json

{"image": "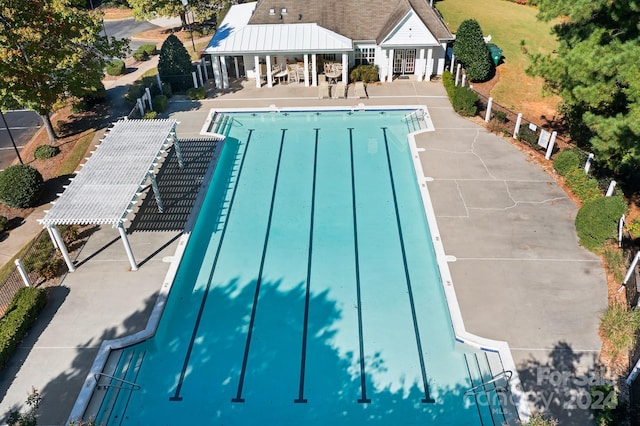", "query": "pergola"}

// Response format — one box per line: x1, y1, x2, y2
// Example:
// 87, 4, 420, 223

39, 119, 183, 272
